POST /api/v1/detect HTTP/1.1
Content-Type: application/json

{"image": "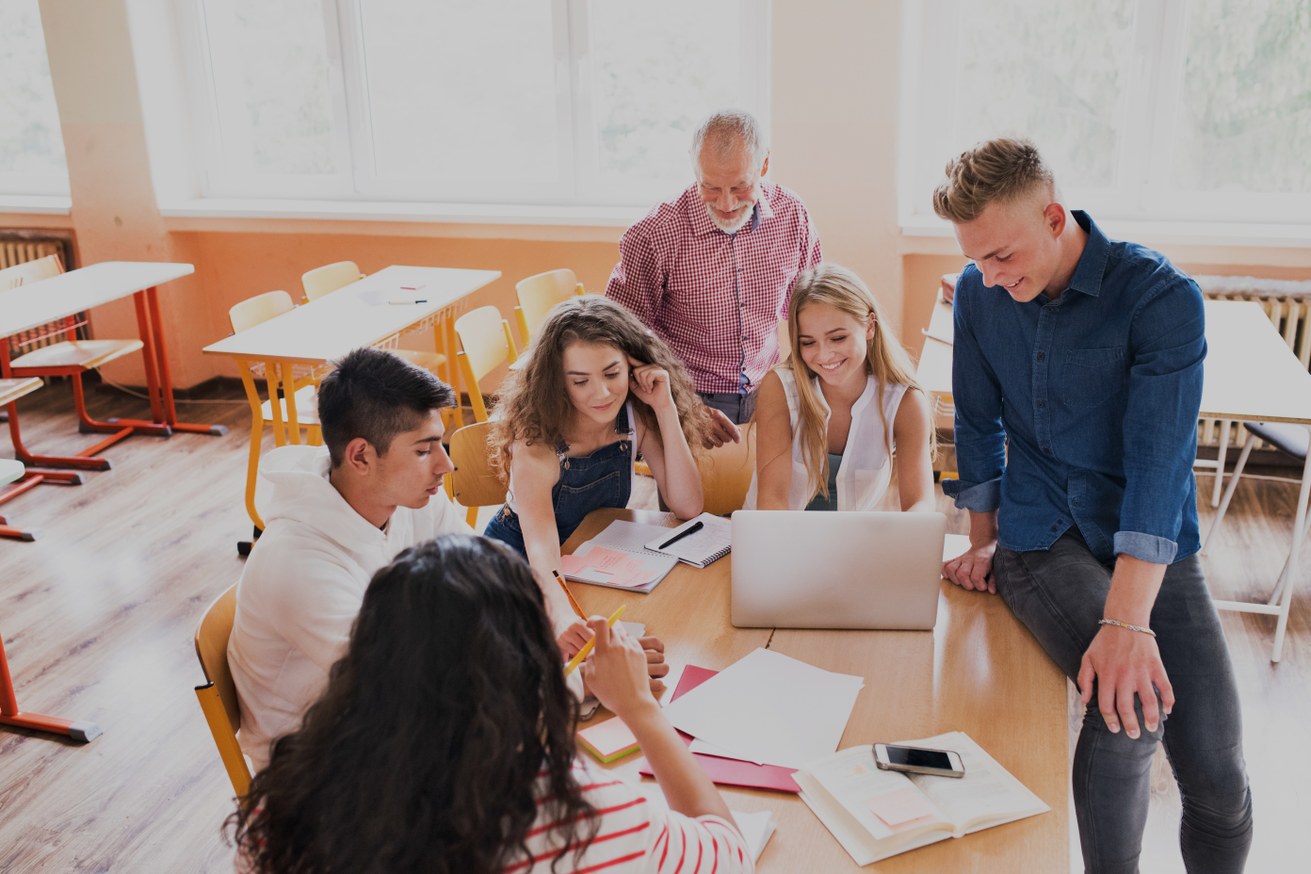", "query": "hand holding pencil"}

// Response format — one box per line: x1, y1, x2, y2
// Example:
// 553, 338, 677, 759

578, 609, 661, 717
